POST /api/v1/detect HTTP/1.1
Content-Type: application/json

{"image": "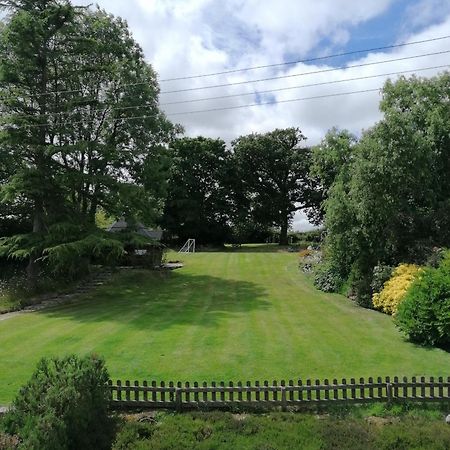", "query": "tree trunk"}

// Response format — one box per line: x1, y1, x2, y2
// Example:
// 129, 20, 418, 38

27, 199, 45, 290
279, 213, 289, 246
